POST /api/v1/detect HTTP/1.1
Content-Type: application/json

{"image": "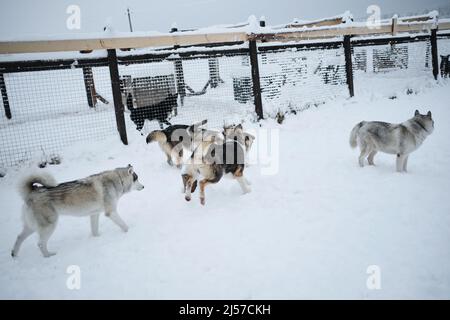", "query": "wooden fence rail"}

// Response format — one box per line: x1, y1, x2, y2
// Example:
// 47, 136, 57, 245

1, 19, 450, 54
